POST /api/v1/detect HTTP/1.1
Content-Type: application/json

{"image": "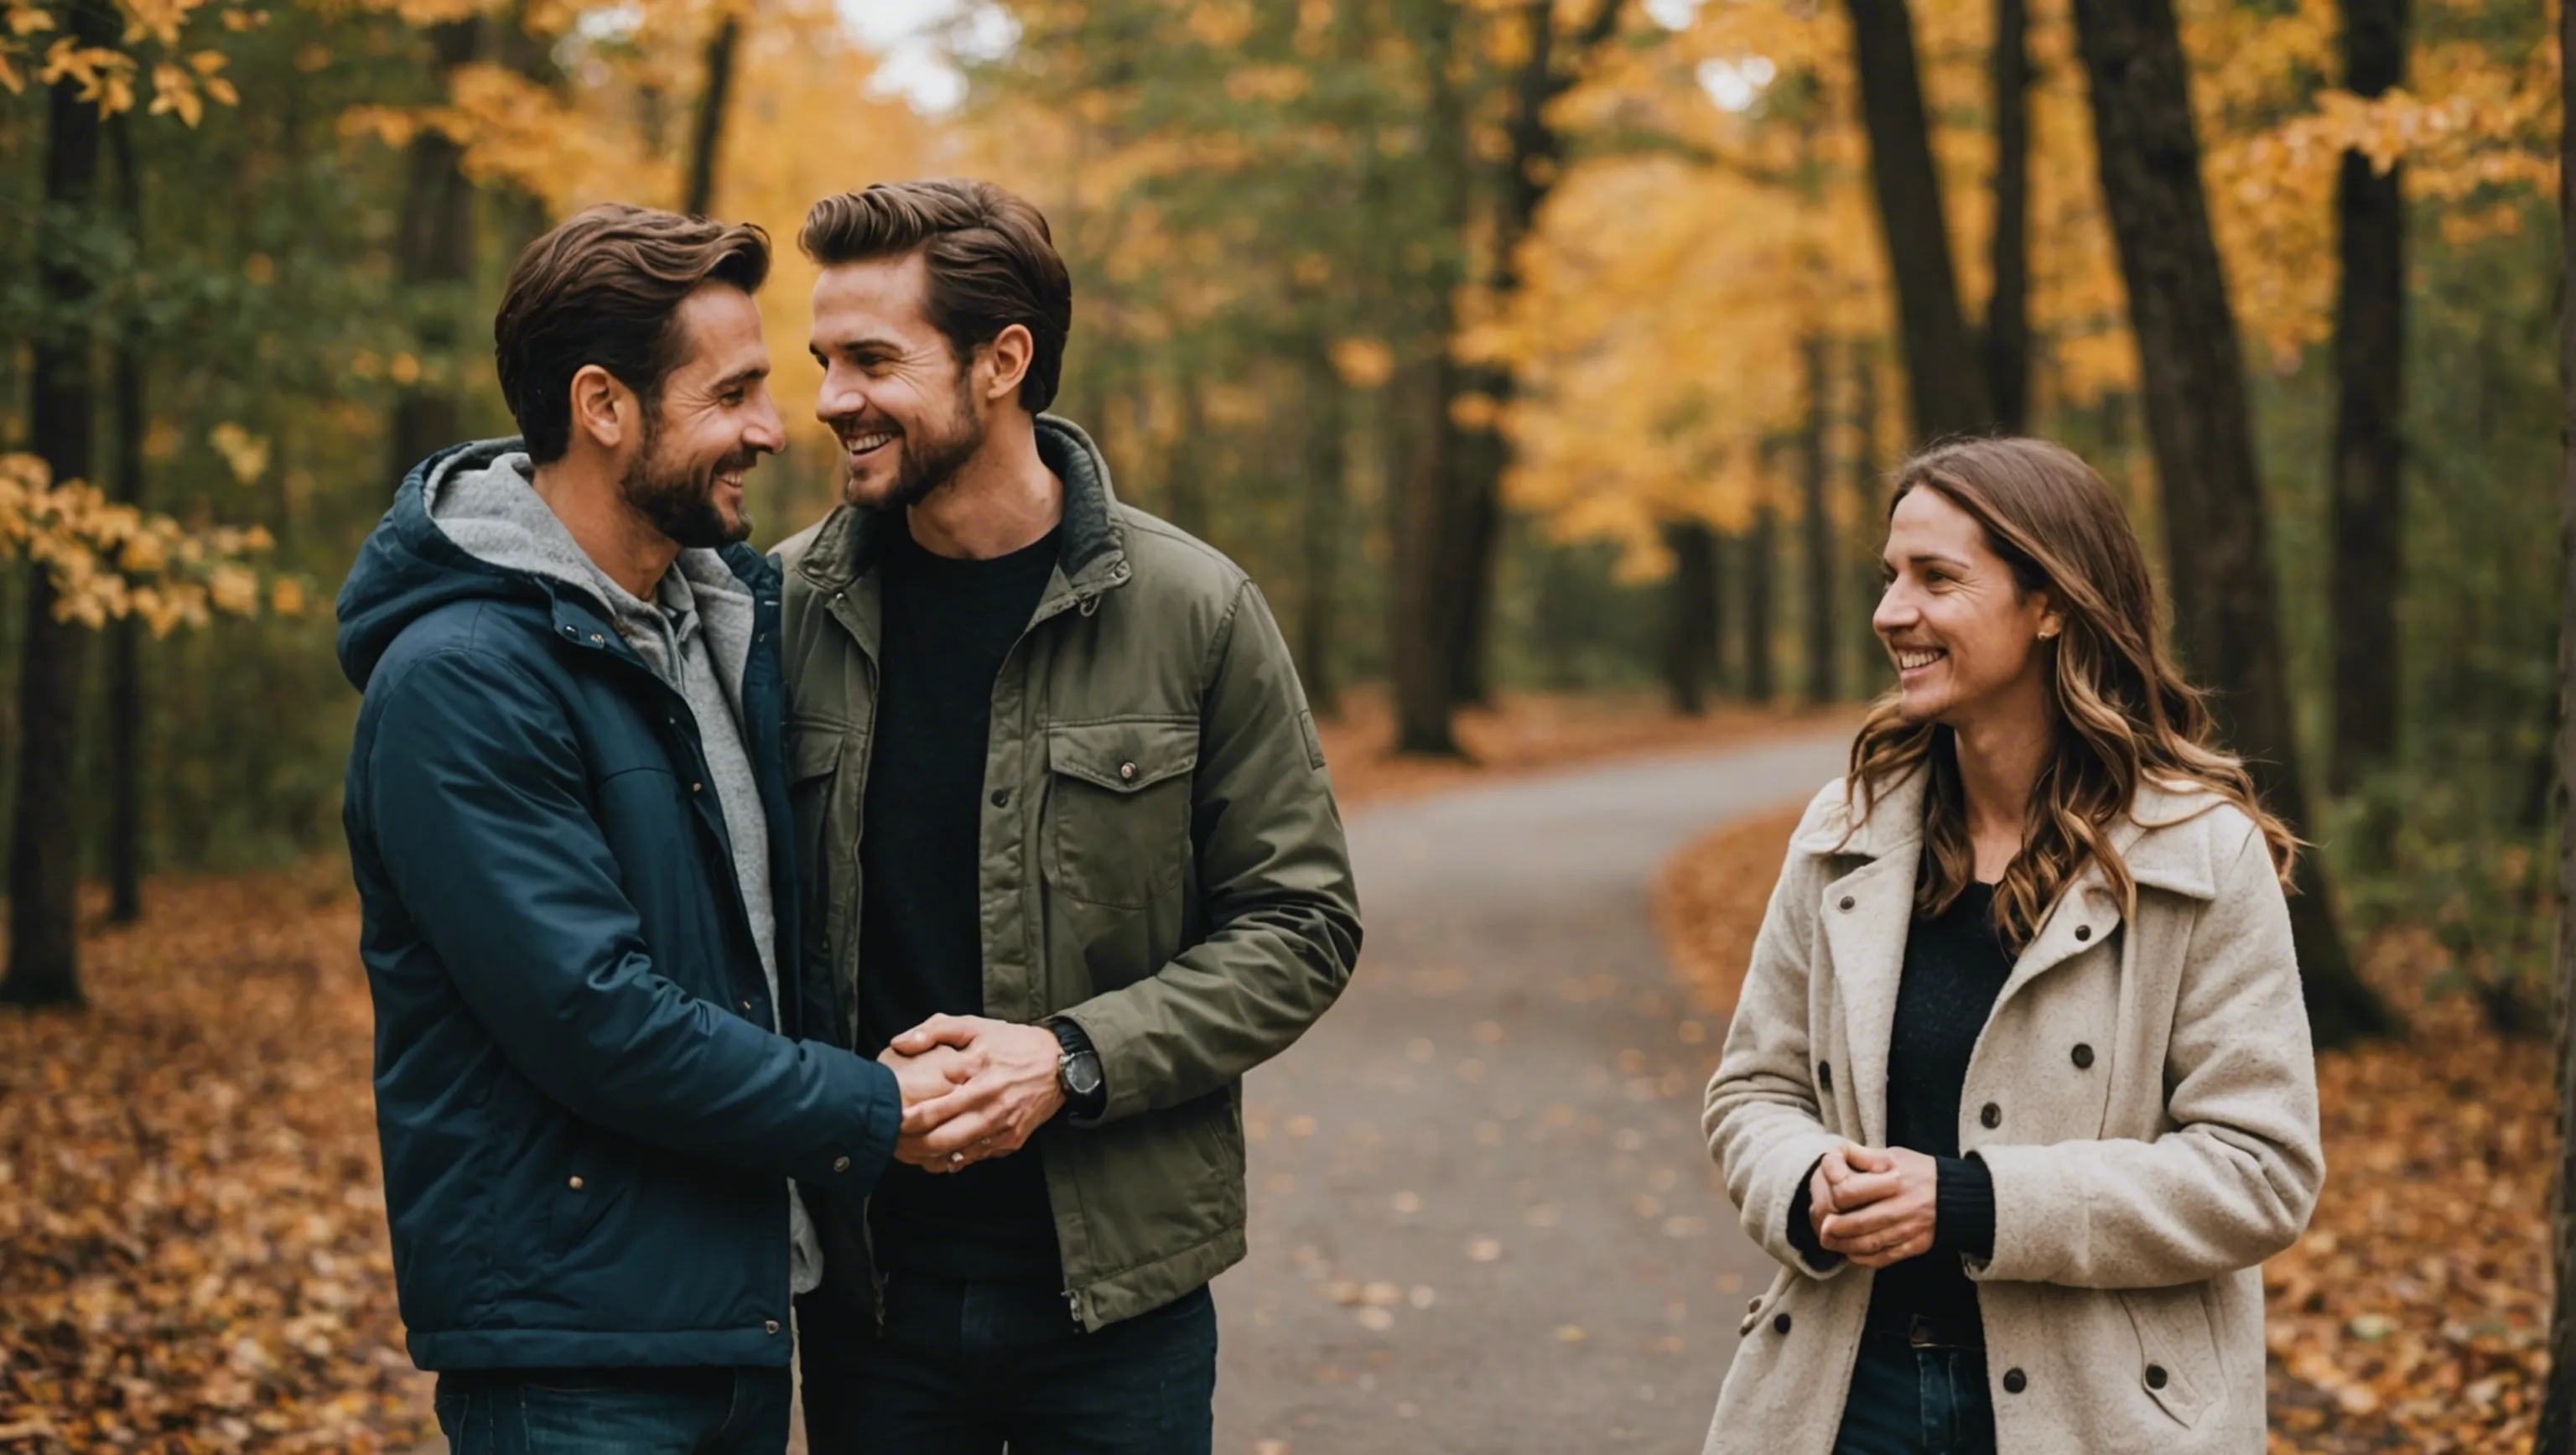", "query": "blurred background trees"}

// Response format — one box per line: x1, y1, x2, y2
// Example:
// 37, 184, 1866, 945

0, 0, 2563, 1042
